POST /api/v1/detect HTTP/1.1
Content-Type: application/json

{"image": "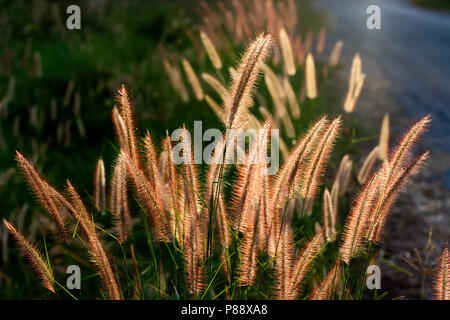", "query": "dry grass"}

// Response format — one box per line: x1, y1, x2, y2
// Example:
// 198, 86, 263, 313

433, 243, 449, 300
4, 0, 437, 300
8, 85, 429, 299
